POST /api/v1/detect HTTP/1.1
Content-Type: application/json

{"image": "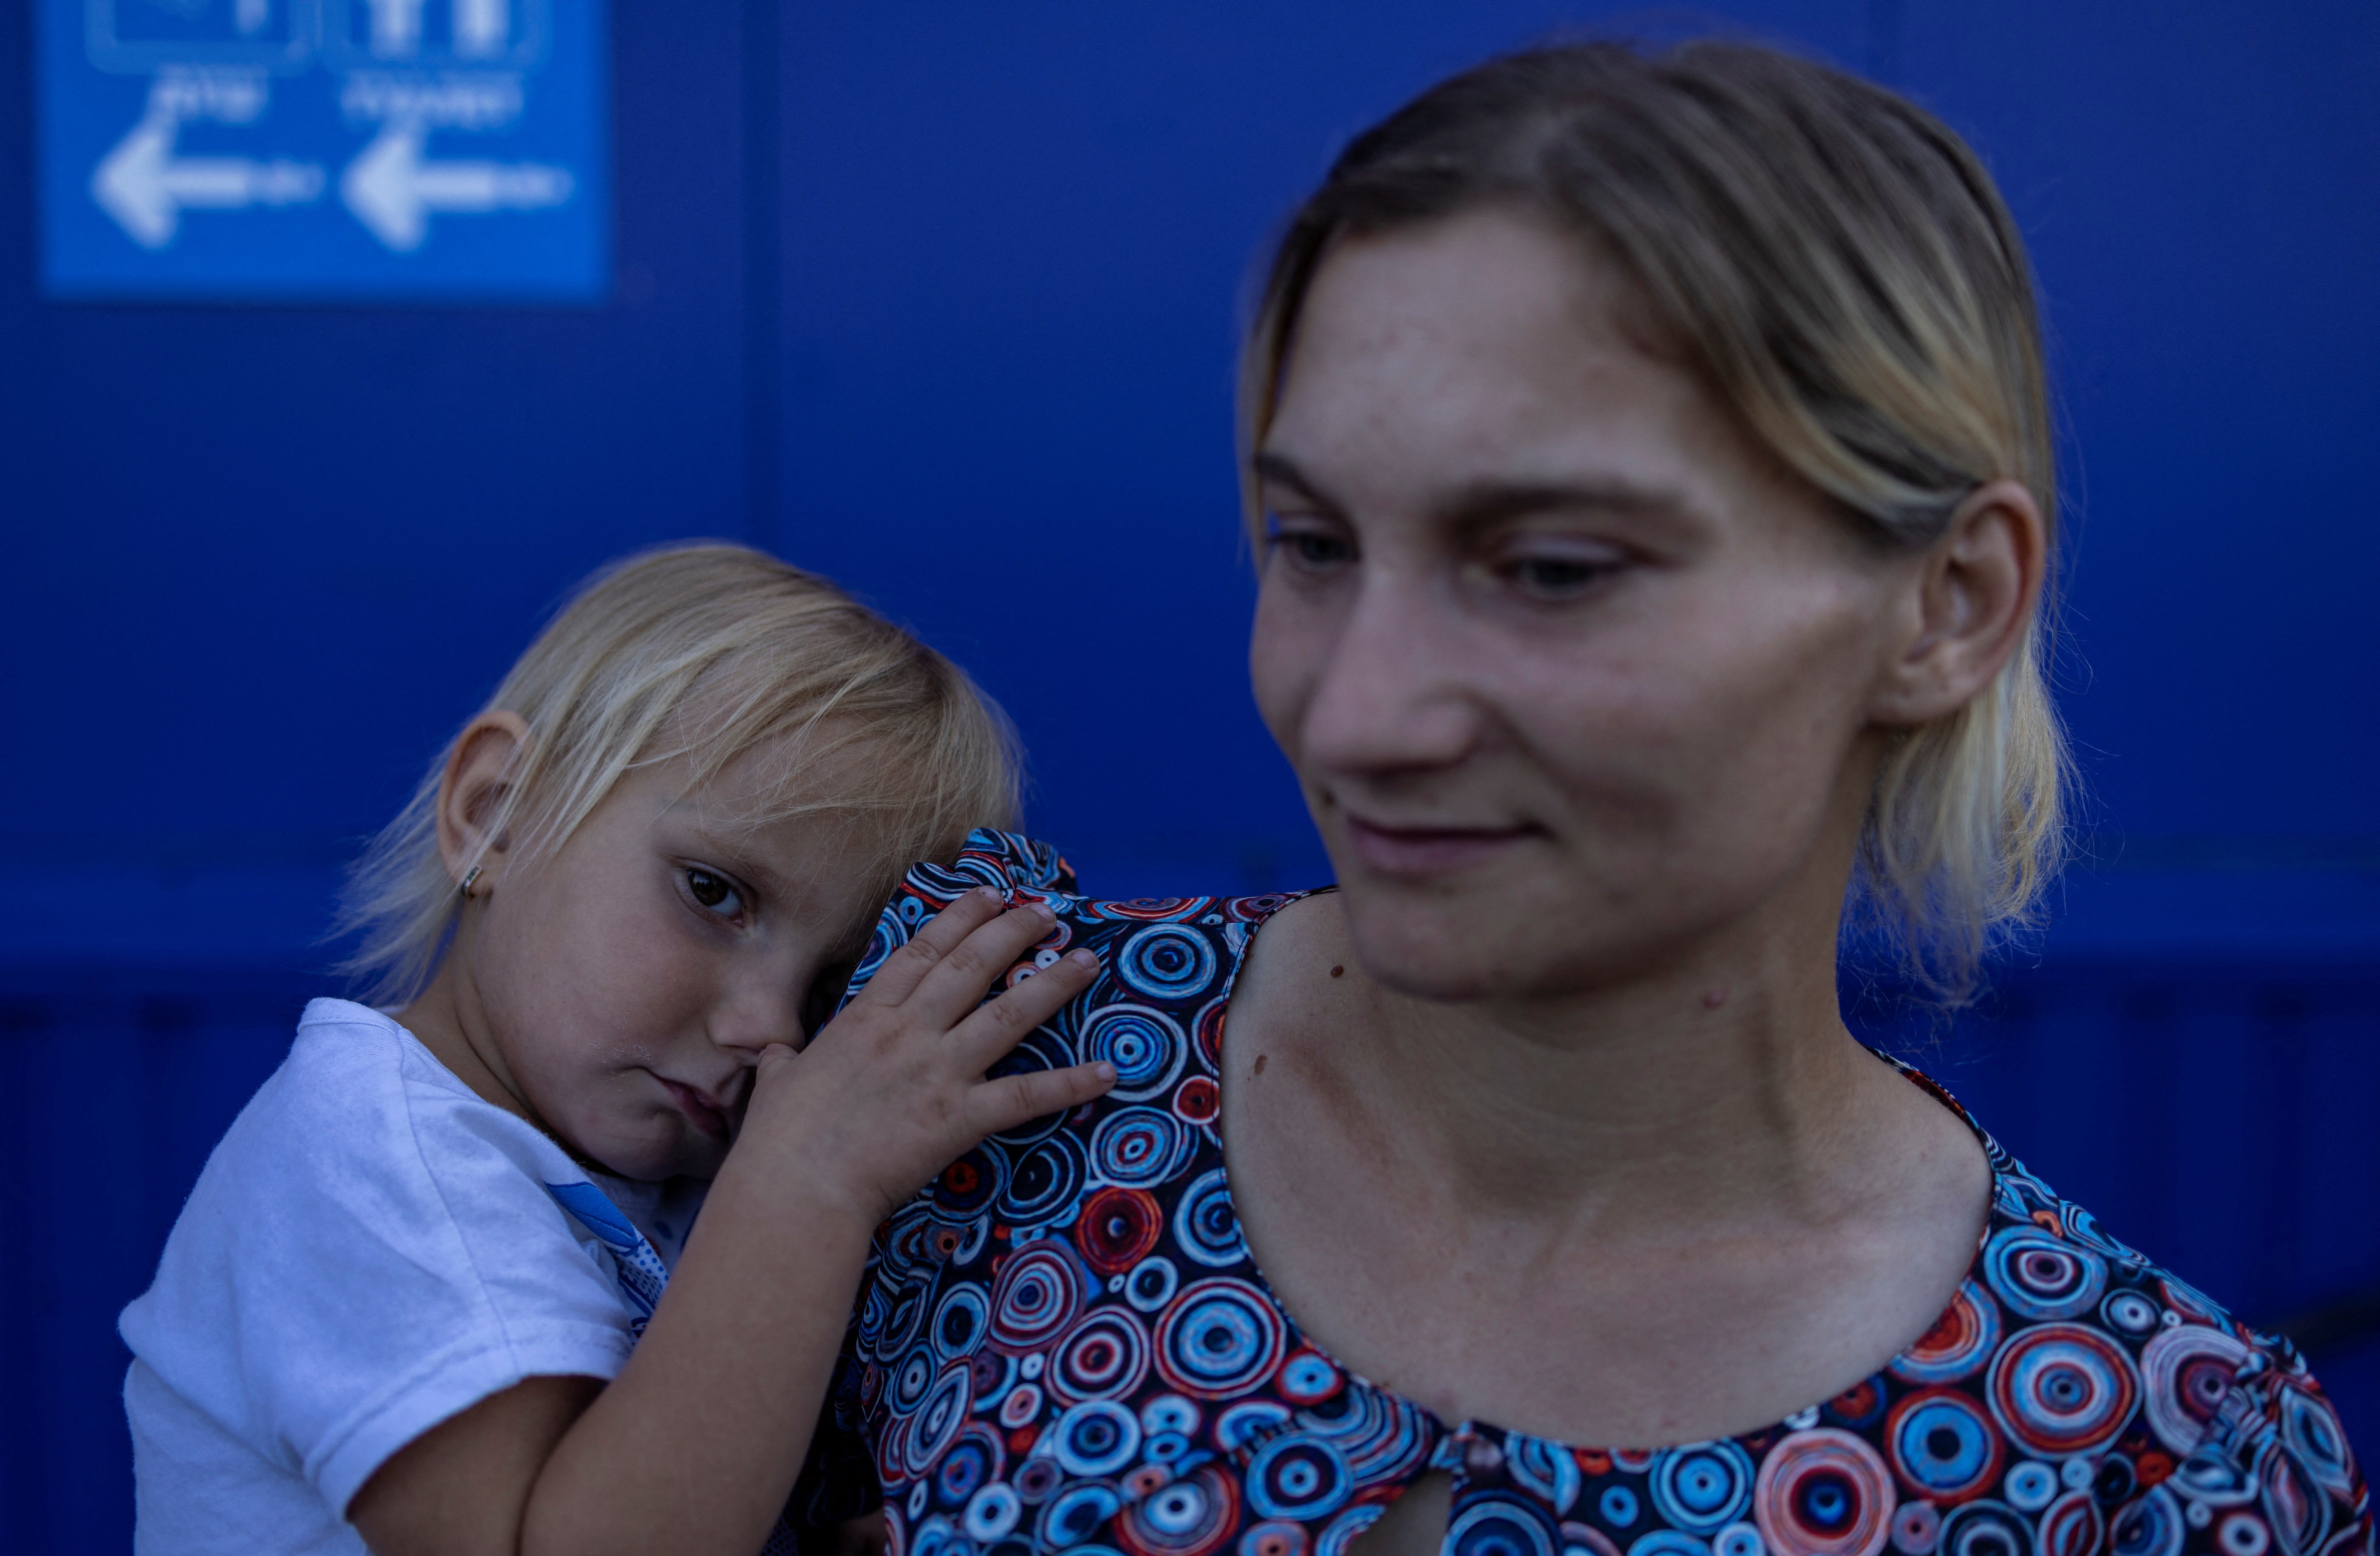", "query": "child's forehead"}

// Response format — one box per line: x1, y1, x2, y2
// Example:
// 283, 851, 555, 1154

678, 728, 891, 813
606, 719, 916, 893
644, 745, 898, 858
657, 773, 876, 844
